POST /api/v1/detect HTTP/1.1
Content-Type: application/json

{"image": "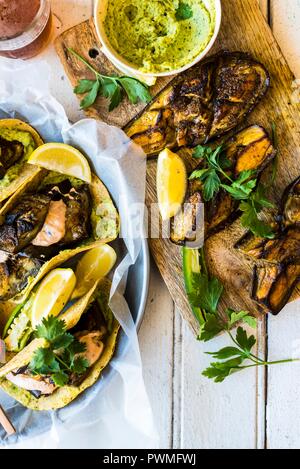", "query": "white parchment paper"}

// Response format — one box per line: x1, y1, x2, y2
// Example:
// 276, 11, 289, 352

0, 59, 157, 449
